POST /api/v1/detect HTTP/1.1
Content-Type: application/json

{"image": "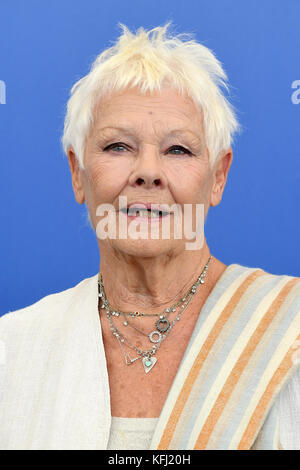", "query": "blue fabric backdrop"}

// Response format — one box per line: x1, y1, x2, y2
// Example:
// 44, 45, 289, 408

0, 0, 299, 315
